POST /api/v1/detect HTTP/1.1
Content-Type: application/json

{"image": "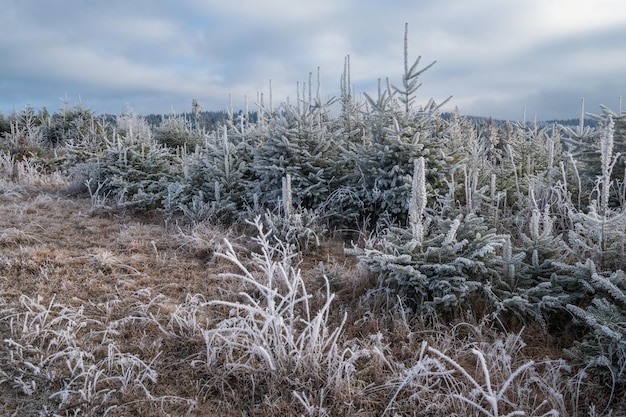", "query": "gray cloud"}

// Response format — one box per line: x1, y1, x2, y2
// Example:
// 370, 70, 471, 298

1, 0, 625, 119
